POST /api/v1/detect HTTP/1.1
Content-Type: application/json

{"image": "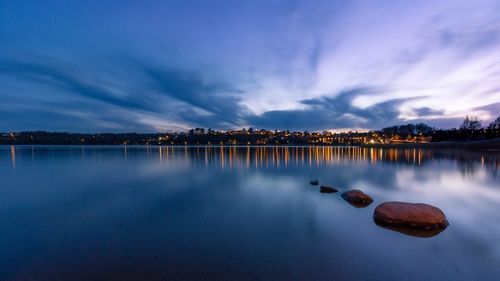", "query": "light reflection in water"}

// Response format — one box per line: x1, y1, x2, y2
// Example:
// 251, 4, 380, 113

10, 145, 15, 169
3, 145, 499, 175
131, 146, 499, 174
